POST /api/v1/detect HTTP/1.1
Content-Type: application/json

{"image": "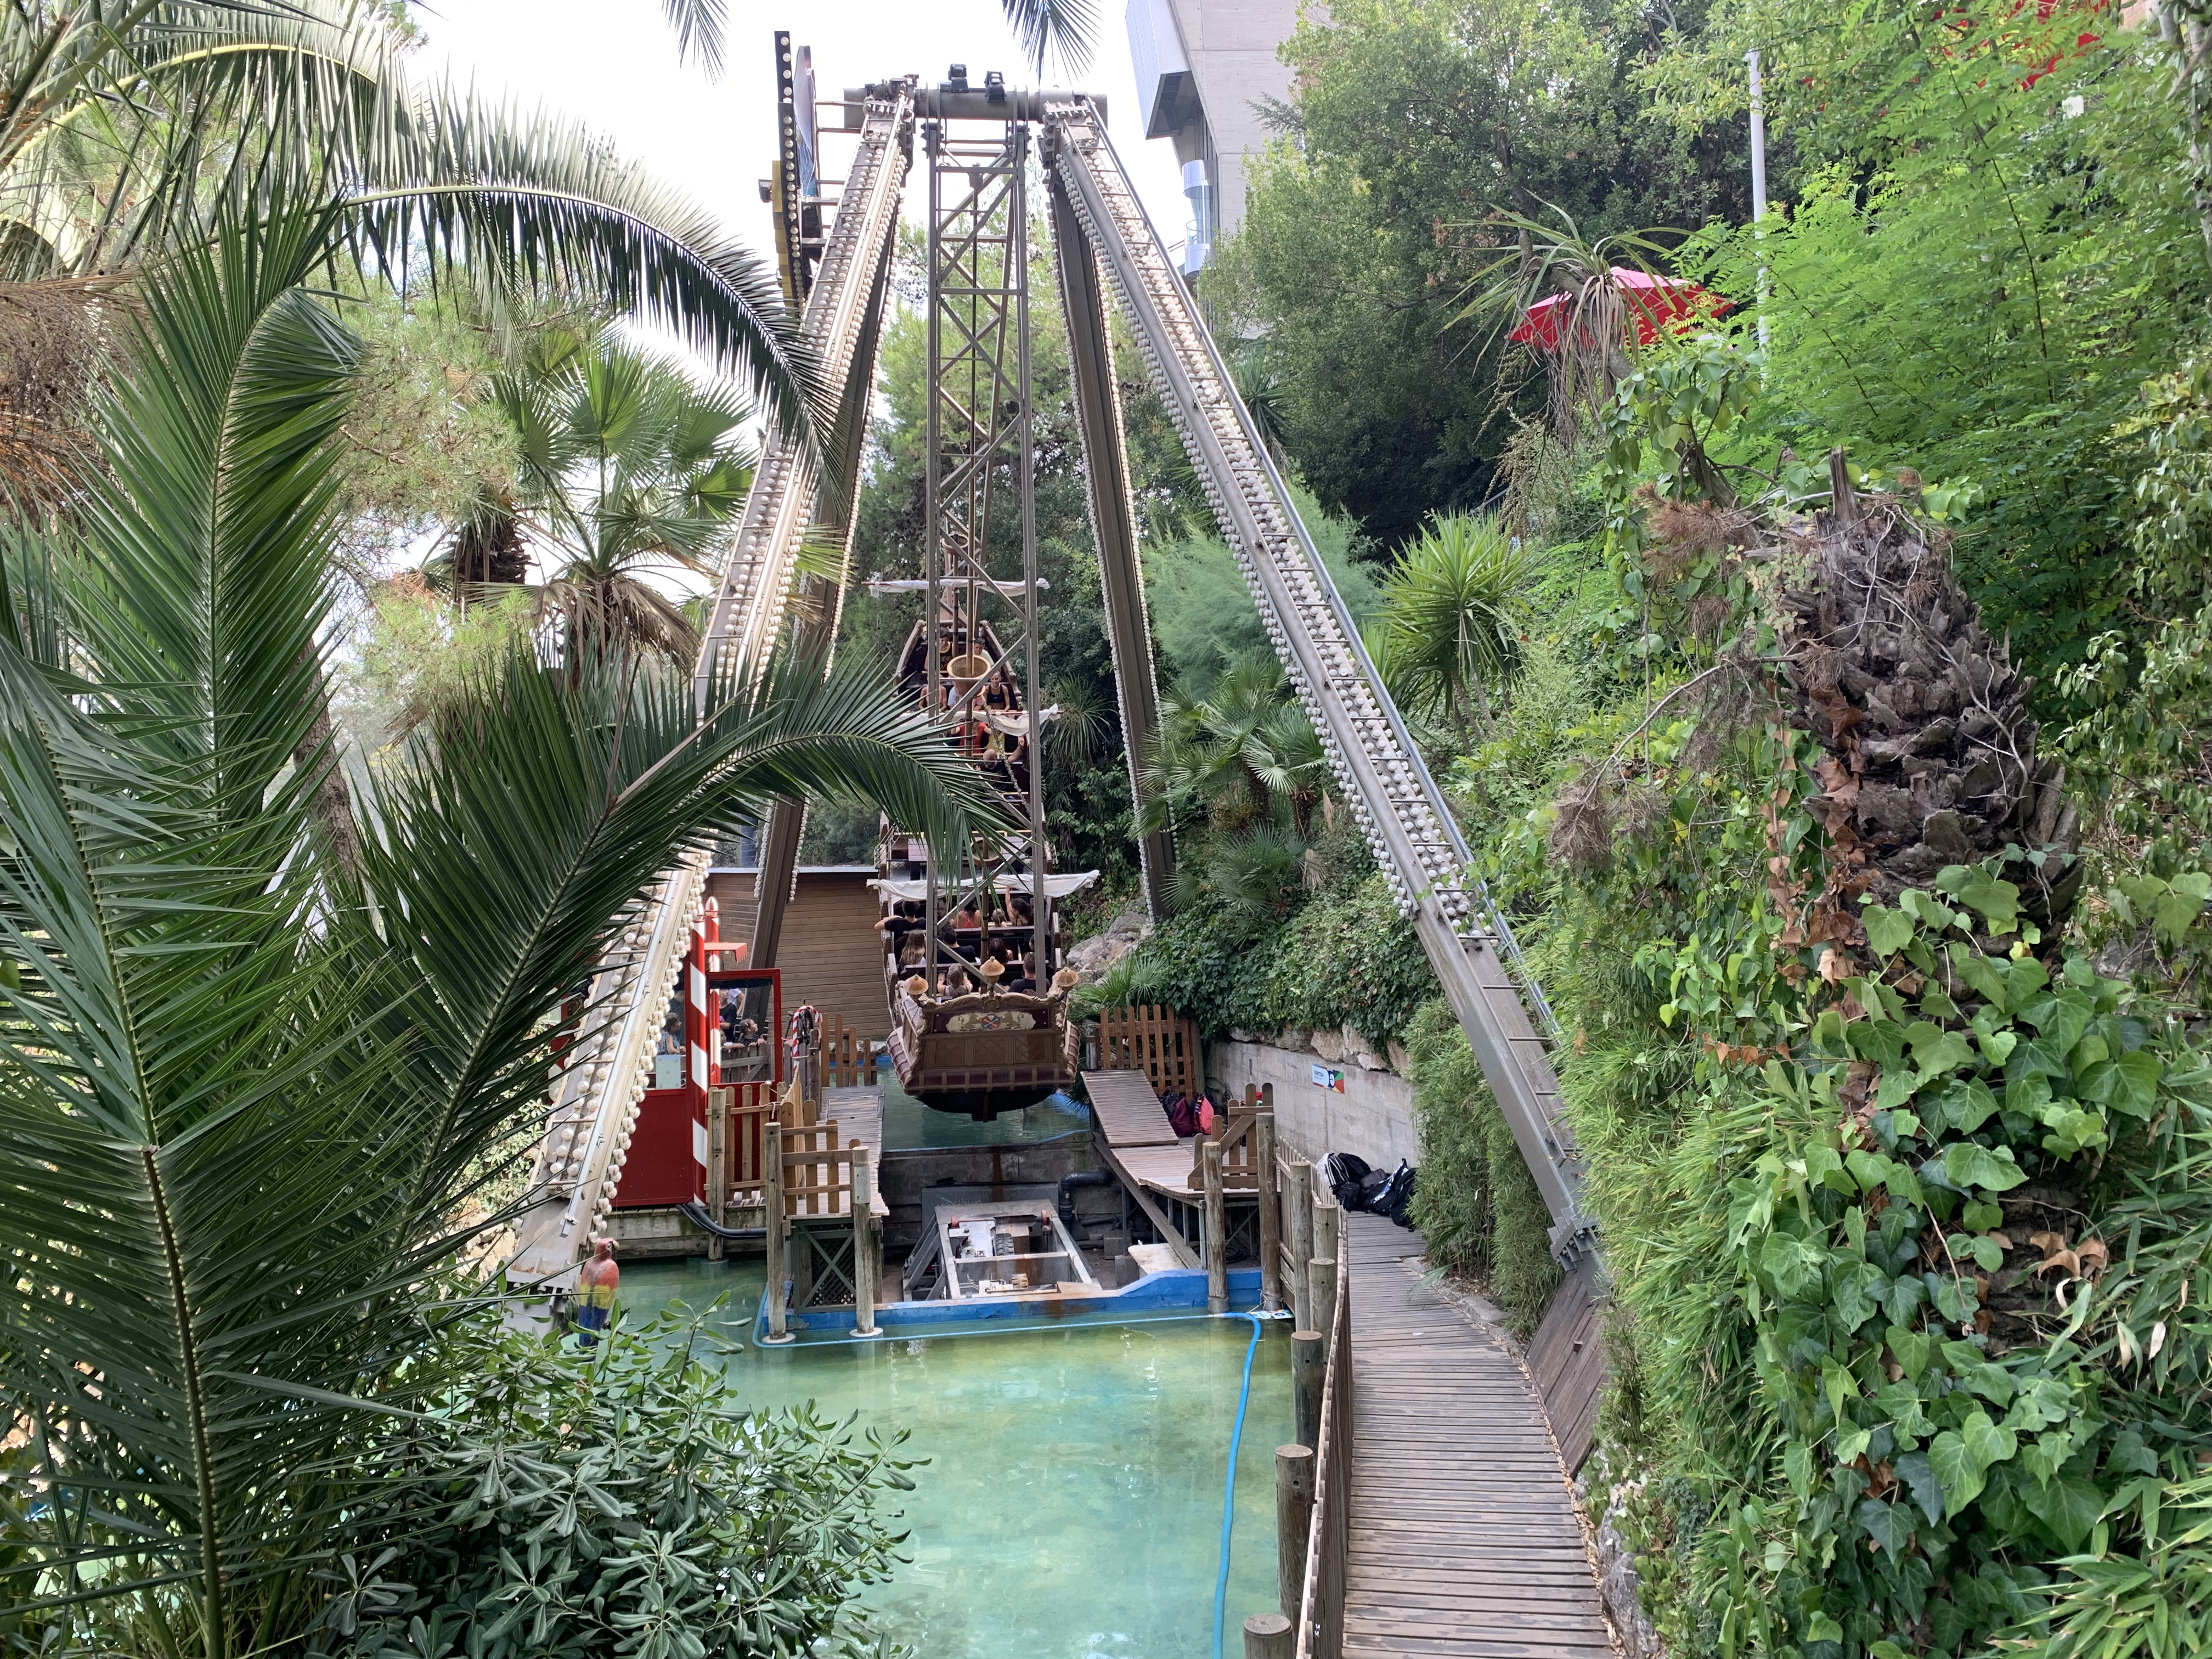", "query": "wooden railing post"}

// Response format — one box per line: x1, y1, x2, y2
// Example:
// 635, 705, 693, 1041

1202, 1138, 1228, 1314
852, 1143, 878, 1336
762, 1106, 792, 1344
1291, 1330, 1323, 1451
1255, 1106, 1282, 1314
706, 1086, 730, 1263
1294, 1217, 1352, 1659
1276, 1443, 1313, 1616
1285, 1155, 1314, 1330
1244, 1615, 1293, 1658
